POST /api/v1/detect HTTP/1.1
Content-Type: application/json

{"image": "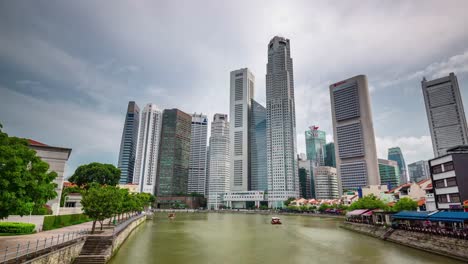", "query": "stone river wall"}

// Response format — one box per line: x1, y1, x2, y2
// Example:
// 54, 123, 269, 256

341, 222, 468, 261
